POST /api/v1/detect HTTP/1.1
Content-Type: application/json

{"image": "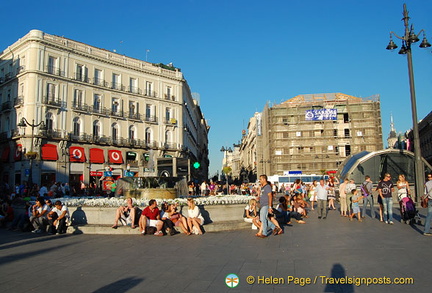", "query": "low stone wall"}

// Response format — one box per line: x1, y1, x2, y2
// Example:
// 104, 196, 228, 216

69, 204, 245, 226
